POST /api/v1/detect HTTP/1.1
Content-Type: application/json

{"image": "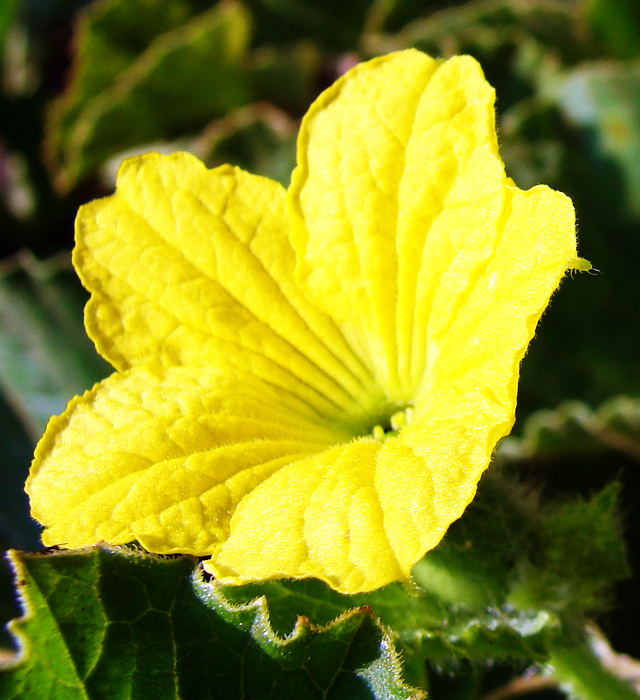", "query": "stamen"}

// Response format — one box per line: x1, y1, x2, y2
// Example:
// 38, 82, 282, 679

372, 406, 413, 441
372, 425, 385, 440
